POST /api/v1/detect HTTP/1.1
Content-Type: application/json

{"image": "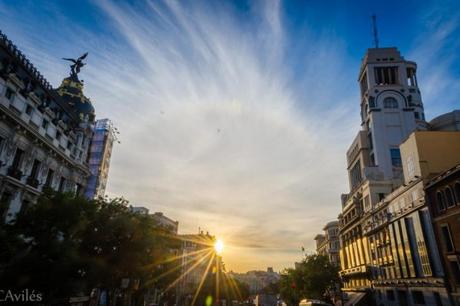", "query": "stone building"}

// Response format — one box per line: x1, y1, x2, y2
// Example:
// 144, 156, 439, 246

337, 43, 460, 305
0, 30, 96, 219
314, 220, 340, 267
426, 164, 460, 305
130, 206, 179, 234
176, 232, 222, 305
338, 47, 427, 303
369, 130, 460, 306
